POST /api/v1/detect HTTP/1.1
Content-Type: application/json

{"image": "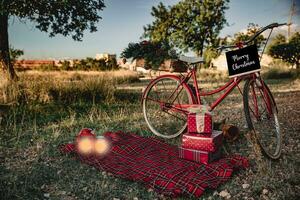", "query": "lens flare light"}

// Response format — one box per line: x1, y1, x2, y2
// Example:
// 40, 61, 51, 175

77, 135, 111, 156
77, 137, 94, 155
94, 136, 110, 155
